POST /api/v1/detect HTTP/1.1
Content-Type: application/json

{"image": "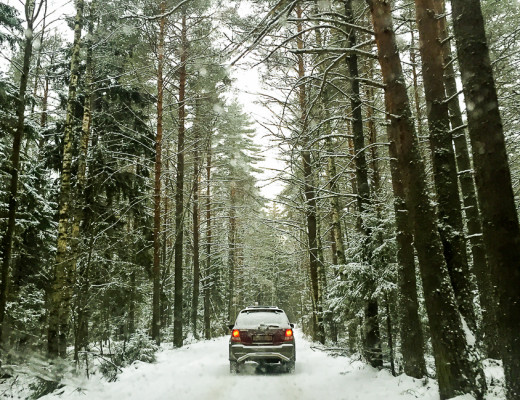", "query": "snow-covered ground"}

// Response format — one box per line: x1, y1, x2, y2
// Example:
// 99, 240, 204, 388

2, 330, 504, 400
36, 331, 443, 400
